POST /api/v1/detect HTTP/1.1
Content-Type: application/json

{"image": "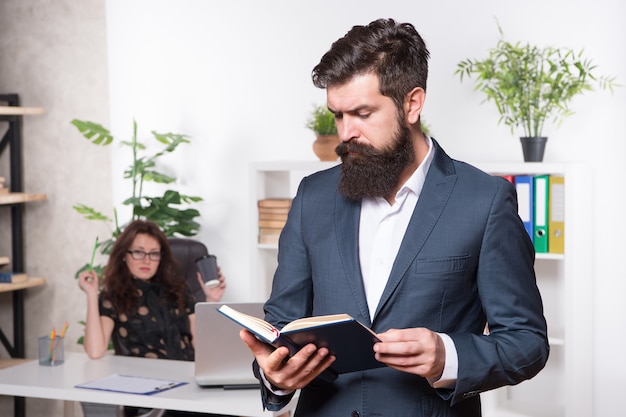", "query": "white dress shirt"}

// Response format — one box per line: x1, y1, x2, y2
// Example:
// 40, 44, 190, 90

264, 136, 457, 393
359, 136, 457, 388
